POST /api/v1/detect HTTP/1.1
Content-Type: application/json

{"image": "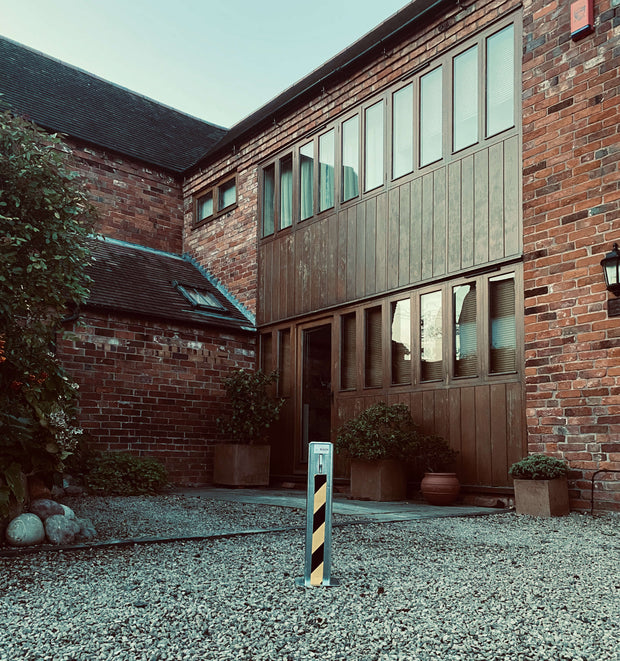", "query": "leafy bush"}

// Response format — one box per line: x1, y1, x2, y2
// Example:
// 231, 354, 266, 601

218, 369, 285, 444
509, 454, 568, 480
0, 111, 97, 515
336, 402, 420, 461
410, 433, 458, 475
84, 452, 168, 496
